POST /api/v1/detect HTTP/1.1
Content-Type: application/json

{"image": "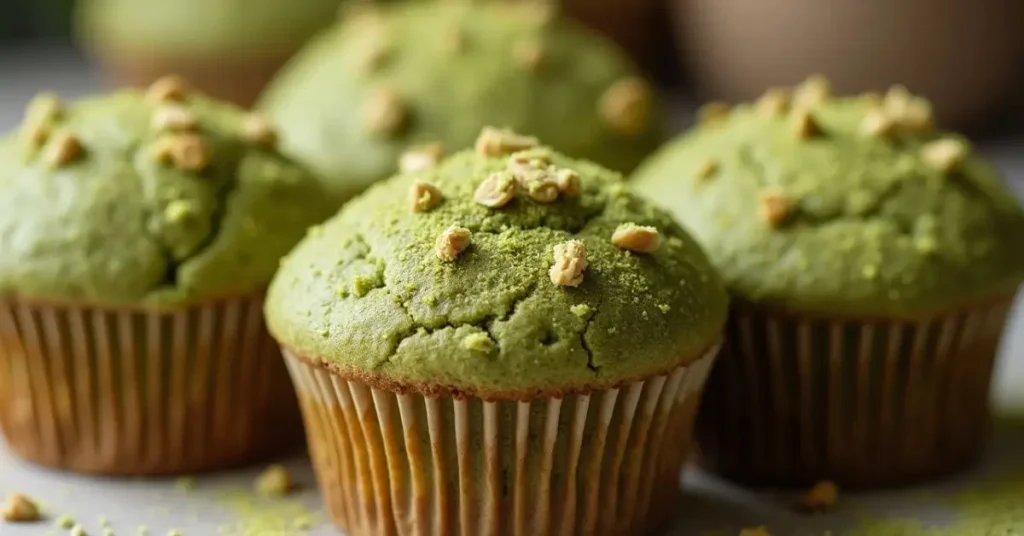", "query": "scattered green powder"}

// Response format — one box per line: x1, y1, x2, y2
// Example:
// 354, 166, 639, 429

176, 476, 196, 493
213, 488, 320, 536
570, 303, 591, 318
103, 529, 116, 536
56, 514, 75, 529
462, 333, 495, 354
848, 469, 1024, 535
